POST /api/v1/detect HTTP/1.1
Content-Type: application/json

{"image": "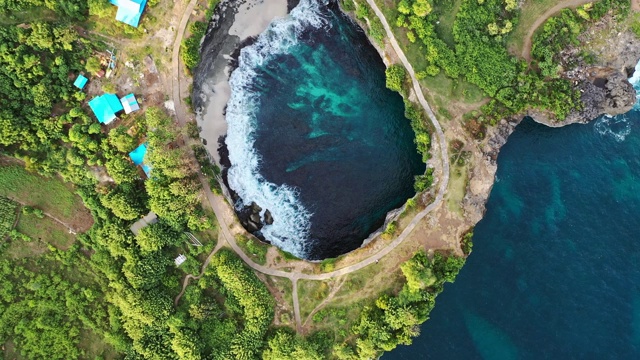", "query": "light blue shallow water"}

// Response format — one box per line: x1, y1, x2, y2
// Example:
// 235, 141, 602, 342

386, 108, 640, 358
225, 0, 424, 259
